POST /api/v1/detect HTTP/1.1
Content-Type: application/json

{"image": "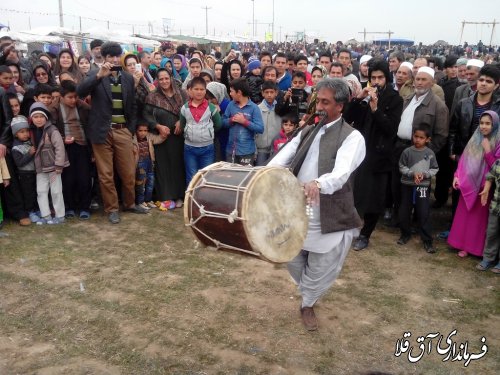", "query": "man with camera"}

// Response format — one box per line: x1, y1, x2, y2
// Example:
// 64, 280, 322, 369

78, 42, 147, 224
344, 59, 403, 251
